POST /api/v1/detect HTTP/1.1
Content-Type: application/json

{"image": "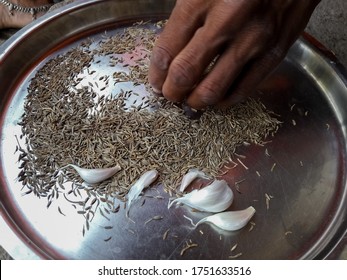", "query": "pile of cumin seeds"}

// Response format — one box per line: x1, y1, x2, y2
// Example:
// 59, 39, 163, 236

96, 20, 159, 91
16, 21, 281, 216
